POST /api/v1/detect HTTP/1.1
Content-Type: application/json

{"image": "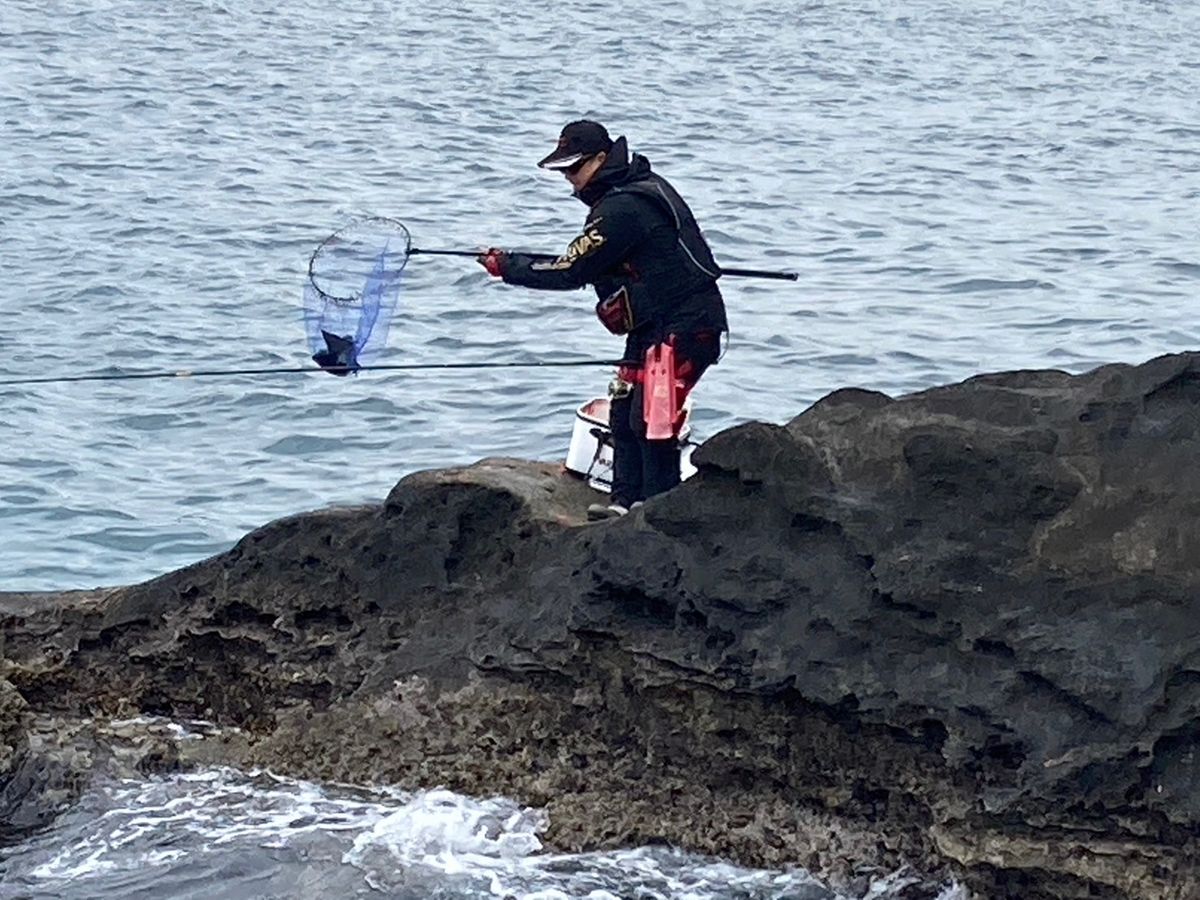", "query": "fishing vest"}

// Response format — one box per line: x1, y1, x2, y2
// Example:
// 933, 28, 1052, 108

610, 174, 722, 297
